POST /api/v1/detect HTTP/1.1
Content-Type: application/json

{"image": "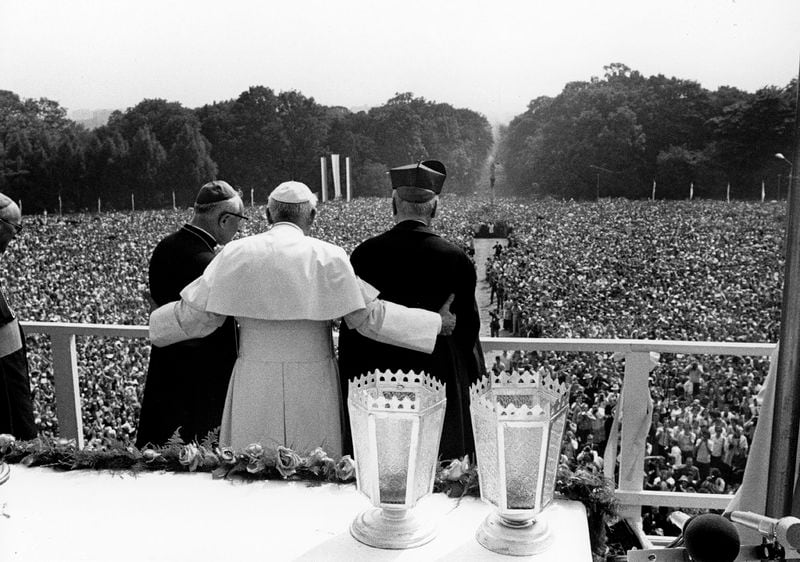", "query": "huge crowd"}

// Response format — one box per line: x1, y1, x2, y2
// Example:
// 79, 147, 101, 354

481, 198, 783, 534
4, 197, 785, 527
